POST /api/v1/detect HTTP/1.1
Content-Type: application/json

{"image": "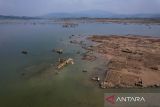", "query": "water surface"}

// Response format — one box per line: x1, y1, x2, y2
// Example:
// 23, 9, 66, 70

0, 20, 160, 107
